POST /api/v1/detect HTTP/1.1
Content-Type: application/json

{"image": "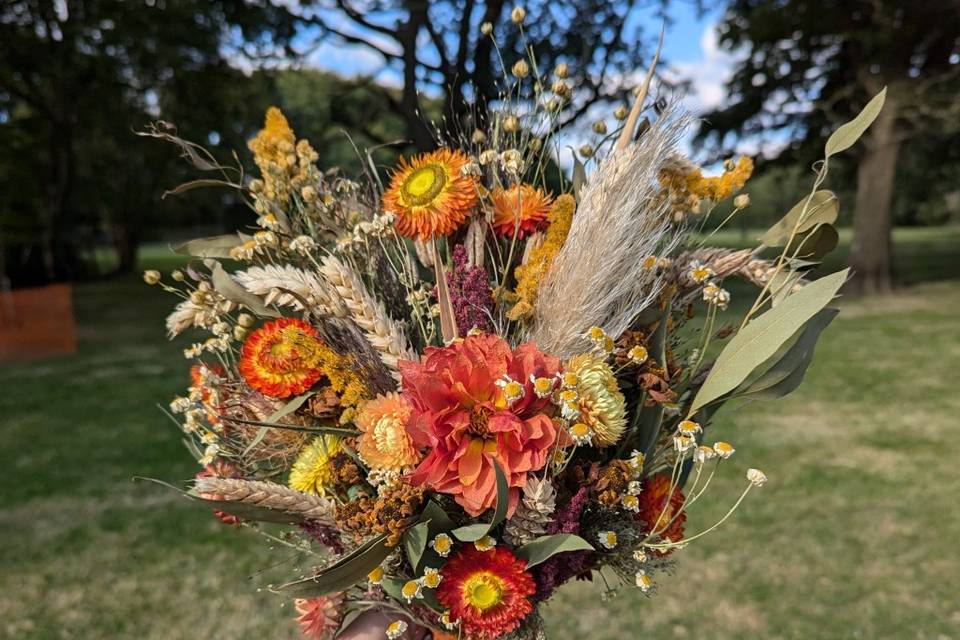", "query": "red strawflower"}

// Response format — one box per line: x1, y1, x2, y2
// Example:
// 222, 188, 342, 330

401, 333, 562, 516
635, 473, 686, 555
195, 460, 243, 526
437, 546, 536, 640
238, 317, 326, 398
294, 593, 344, 639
